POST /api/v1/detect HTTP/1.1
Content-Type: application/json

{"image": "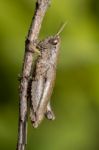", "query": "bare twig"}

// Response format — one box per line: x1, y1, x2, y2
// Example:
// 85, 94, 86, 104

16, 0, 51, 150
